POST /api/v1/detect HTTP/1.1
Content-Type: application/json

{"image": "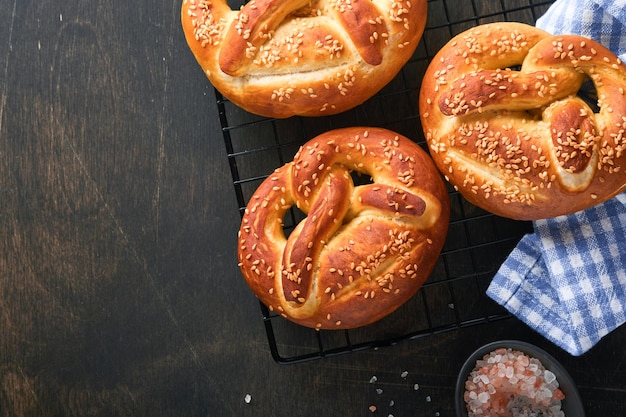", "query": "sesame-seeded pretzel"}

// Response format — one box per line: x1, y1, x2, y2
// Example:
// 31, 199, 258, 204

237, 127, 449, 329
181, 0, 426, 118
419, 22, 626, 220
